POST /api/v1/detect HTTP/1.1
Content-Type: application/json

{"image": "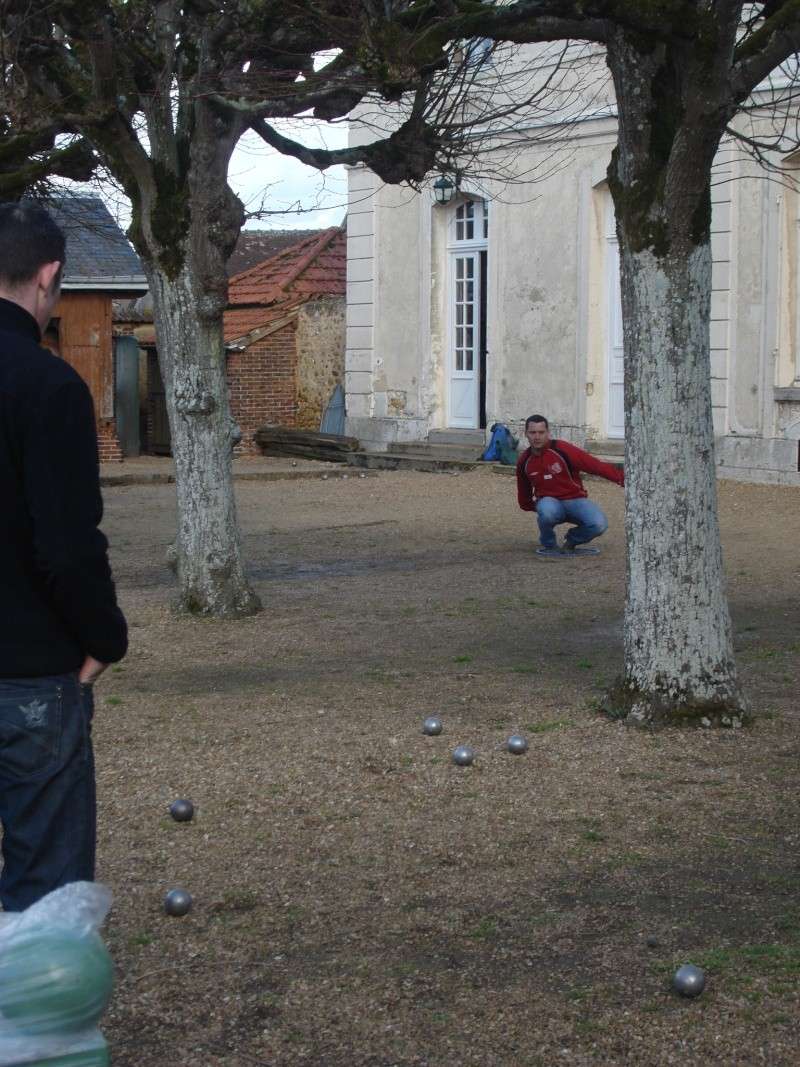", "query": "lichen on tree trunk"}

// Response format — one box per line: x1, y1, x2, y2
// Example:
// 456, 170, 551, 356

607, 238, 748, 727
148, 263, 261, 618
602, 31, 749, 726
